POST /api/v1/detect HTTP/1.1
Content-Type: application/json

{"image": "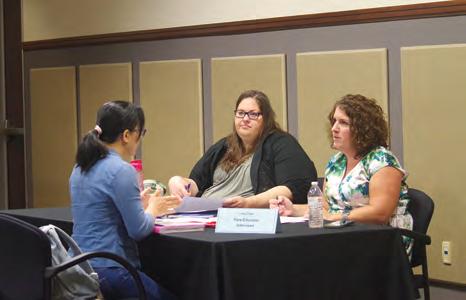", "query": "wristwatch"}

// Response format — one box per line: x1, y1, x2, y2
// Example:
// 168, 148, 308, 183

341, 211, 350, 224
